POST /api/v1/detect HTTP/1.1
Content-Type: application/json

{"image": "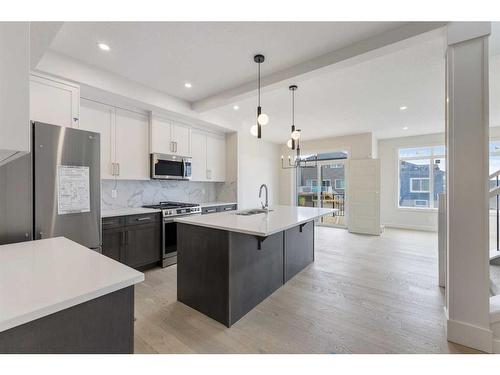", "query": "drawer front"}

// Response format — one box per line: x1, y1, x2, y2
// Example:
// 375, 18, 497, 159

125, 213, 161, 226
218, 204, 237, 212
102, 216, 125, 229
202, 206, 218, 215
